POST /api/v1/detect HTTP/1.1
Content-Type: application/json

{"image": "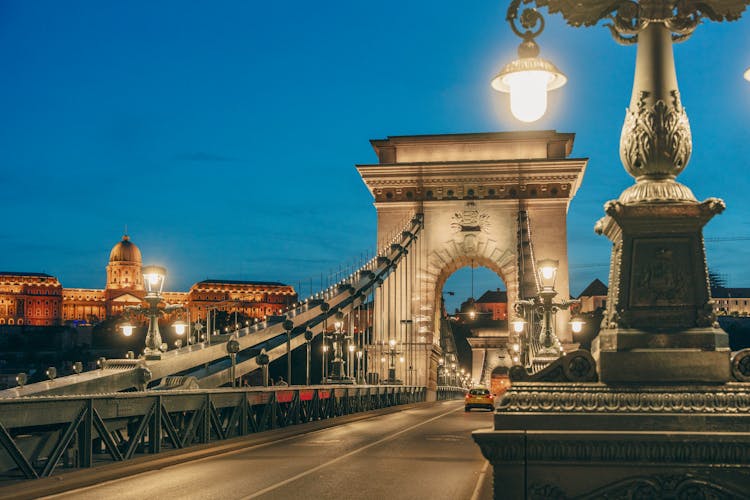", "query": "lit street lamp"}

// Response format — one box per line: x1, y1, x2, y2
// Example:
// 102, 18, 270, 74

491, 2, 566, 122
119, 265, 184, 360
384, 338, 404, 384
324, 319, 354, 384
304, 329, 314, 385
491, 0, 745, 383
513, 259, 579, 365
